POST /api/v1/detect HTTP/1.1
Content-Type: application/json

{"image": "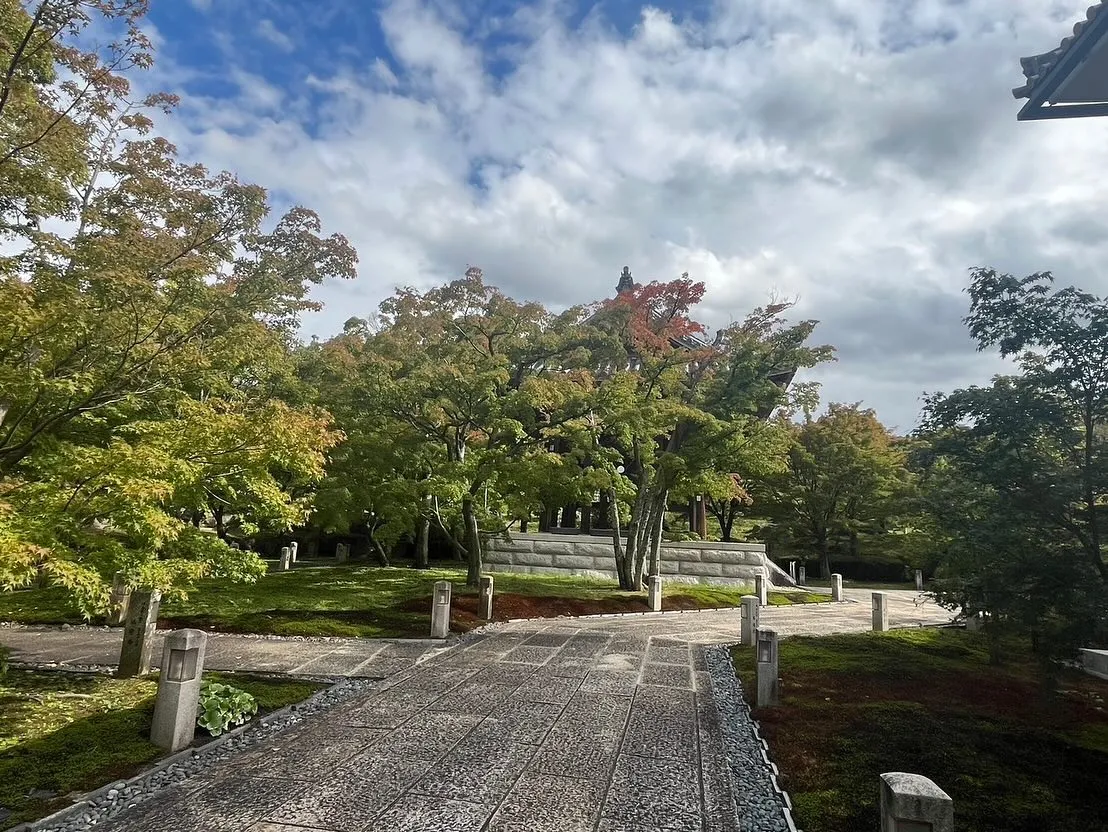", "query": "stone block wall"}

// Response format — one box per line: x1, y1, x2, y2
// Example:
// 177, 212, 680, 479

484, 532, 793, 587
